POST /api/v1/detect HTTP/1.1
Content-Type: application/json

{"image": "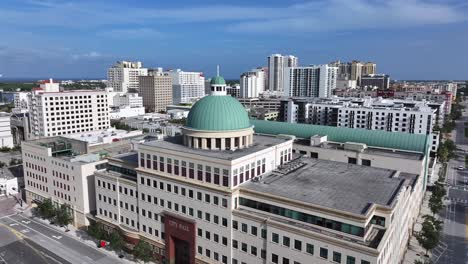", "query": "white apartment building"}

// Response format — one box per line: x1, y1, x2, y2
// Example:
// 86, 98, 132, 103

240, 68, 265, 98
112, 93, 143, 108
27, 79, 110, 139
93, 76, 425, 264
13, 92, 30, 114
268, 54, 298, 92
107, 61, 148, 93
280, 97, 441, 151
0, 112, 14, 148
168, 69, 205, 104
284, 65, 338, 98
